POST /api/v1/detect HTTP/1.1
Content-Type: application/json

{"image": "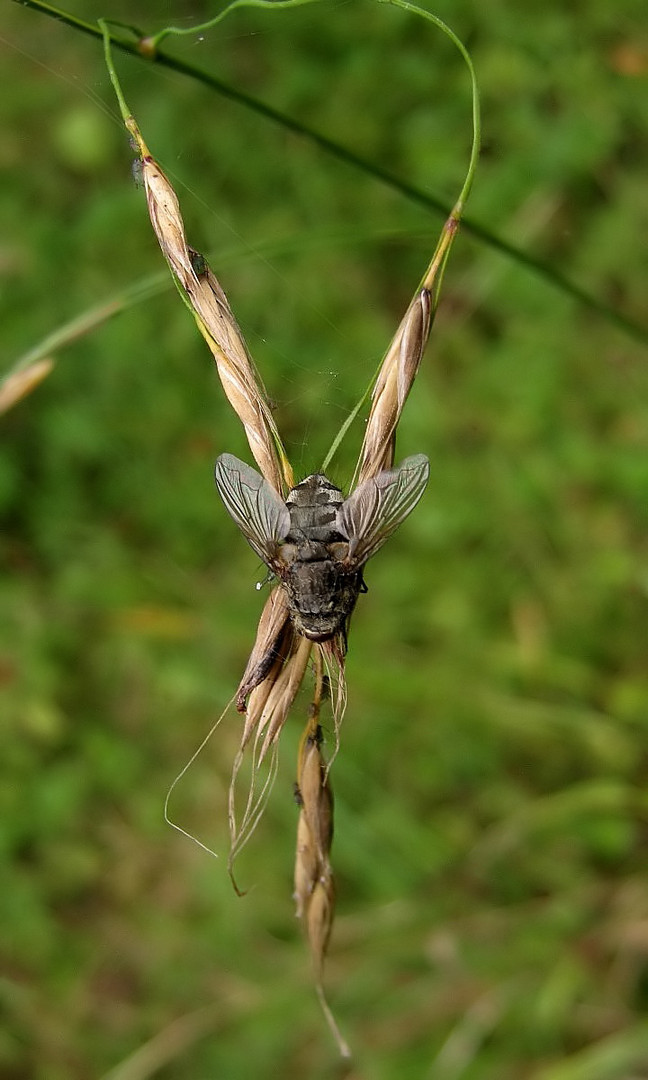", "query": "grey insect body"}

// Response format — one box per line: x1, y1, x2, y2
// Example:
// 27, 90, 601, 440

214, 452, 430, 644
279, 474, 365, 641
